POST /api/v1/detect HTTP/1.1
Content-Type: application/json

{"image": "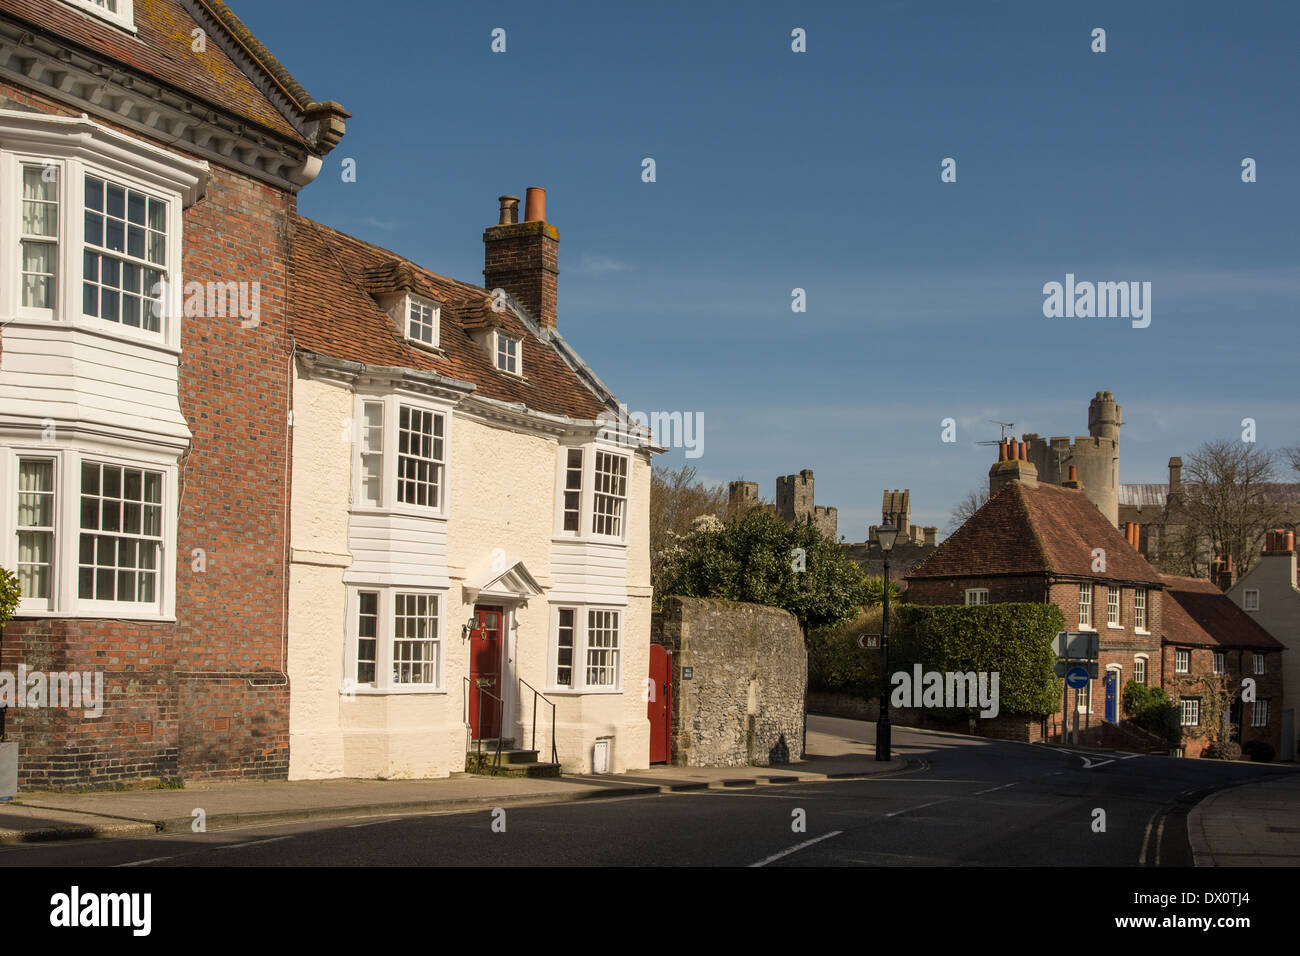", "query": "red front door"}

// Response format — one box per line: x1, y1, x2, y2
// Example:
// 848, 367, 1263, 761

469, 606, 504, 740
648, 643, 672, 763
